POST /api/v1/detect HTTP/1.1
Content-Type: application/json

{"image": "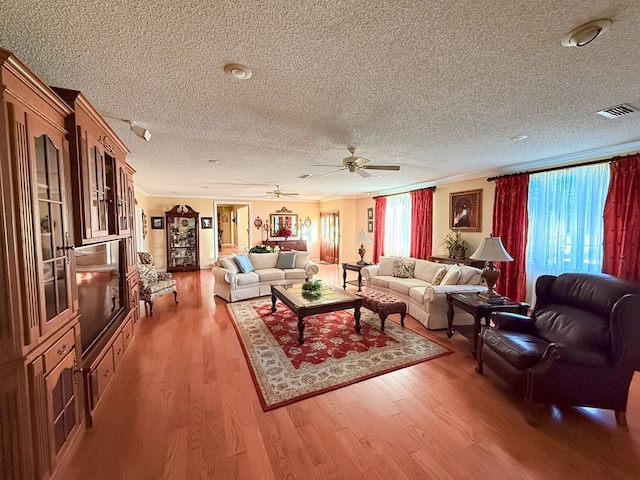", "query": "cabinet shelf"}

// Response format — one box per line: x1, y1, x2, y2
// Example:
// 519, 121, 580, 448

166, 205, 200, 272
